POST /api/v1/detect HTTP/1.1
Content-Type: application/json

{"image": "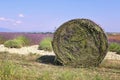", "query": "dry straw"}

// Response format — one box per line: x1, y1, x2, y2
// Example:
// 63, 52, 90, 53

52, 19, 108, 67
